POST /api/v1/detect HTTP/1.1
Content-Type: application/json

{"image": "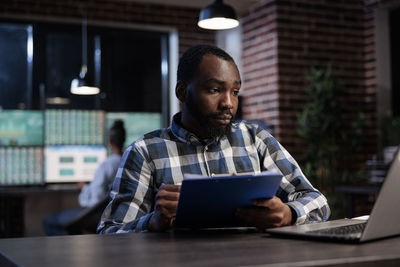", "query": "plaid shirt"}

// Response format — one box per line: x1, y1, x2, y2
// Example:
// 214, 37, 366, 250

98, 113, 330, 234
